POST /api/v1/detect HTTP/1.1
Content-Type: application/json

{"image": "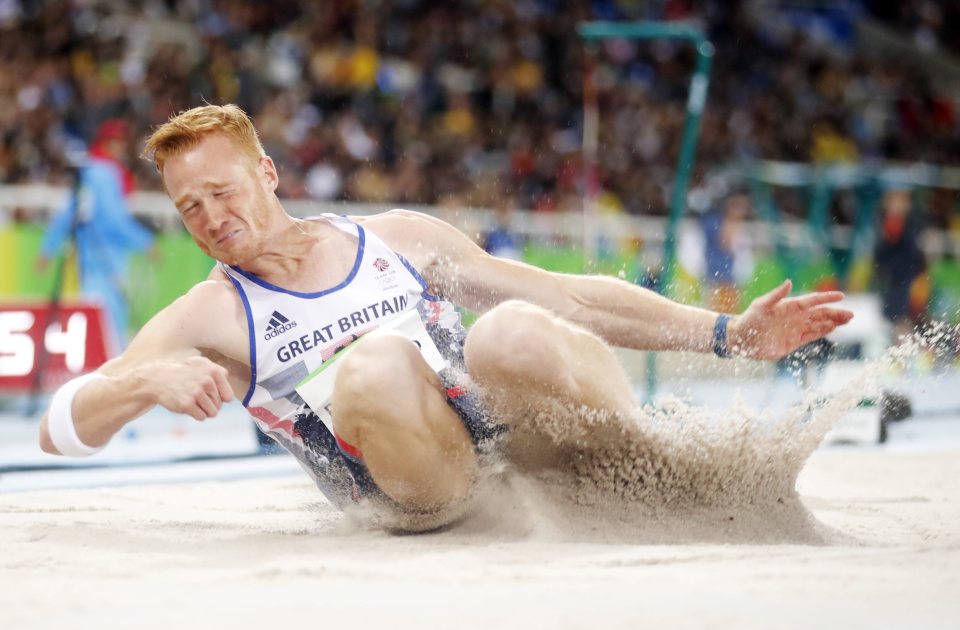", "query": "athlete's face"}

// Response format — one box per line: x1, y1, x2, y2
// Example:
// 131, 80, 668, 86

162, 134, 278, 266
